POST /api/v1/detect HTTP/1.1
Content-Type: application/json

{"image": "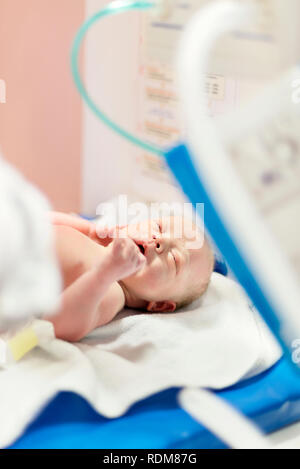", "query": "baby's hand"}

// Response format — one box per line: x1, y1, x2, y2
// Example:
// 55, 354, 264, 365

106, 238, 146, 281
